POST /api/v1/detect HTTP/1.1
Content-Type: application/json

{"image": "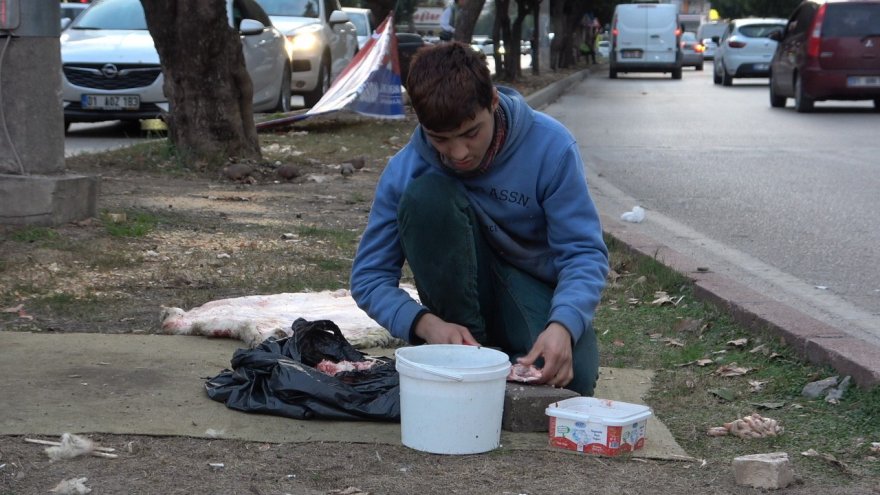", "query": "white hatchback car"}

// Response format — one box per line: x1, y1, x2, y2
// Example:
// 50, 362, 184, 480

256, 0, 358, 107
61, 0, 291, 128
713, 18, 786, 86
